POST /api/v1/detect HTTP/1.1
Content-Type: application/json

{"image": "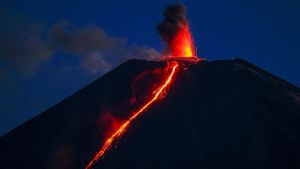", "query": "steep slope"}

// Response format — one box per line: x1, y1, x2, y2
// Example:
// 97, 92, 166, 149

97, 59, 300, 169
1, 59, 300, 169
0, 59, 167, 169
